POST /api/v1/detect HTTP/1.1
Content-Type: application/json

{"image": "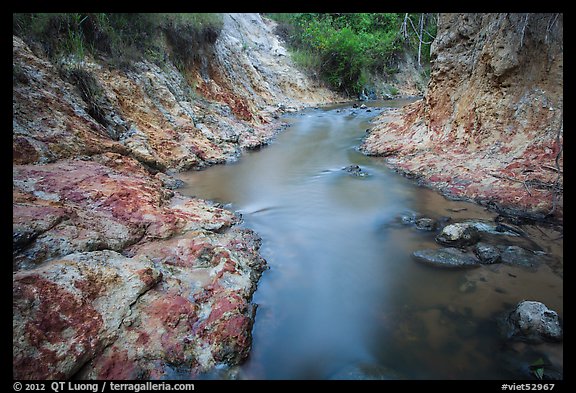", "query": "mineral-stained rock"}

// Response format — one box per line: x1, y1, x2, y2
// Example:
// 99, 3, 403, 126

12, 13, 338, 381
412, 247, 481, 268
155, 172, 185, 190
12, 155, 238, 270
13, 166, 268, 379
504, 301, 562, 343
360, 13, 563, 223
12, 200, 69, 252
12, 154, 268, 379
77, 228, 267, 379
13, 251, 162, 380
12, 36, 129, 166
